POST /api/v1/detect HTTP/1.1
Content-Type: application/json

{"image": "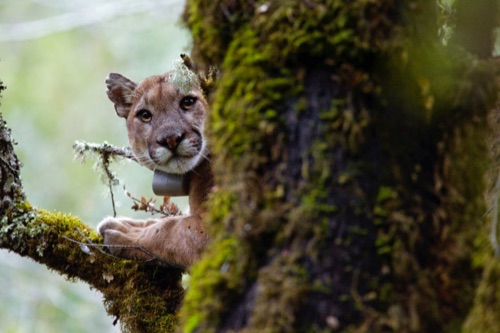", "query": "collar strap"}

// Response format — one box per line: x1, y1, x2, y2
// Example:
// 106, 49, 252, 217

152, 169, 189, 196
